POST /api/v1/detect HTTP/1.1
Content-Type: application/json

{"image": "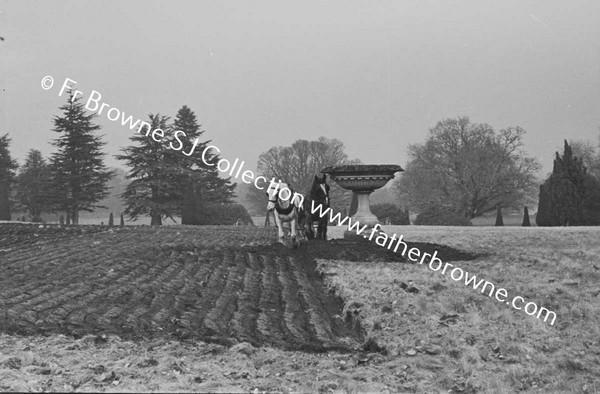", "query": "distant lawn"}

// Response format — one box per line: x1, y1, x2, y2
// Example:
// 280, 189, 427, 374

471, 213, 536, 226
